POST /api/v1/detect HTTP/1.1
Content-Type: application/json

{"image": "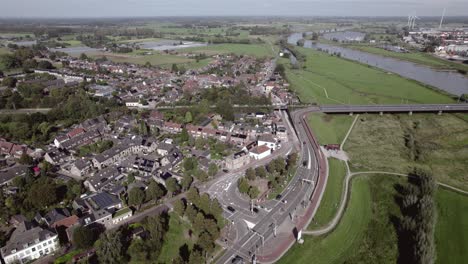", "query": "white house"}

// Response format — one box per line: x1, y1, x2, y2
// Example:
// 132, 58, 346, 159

0, 222, 59, 264
249, 145, 272, 160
